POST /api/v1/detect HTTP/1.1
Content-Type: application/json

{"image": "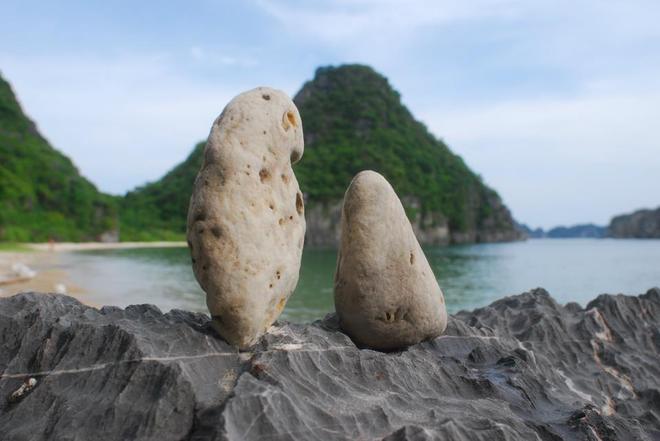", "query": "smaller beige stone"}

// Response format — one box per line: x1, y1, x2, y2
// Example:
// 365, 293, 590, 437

334, 171, 447, 350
